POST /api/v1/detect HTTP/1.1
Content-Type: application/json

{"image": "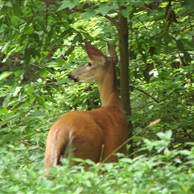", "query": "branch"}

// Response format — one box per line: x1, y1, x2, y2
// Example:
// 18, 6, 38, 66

130, 84, 160, 103
104, 14, 119, 30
